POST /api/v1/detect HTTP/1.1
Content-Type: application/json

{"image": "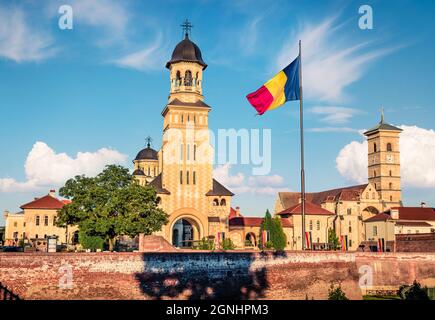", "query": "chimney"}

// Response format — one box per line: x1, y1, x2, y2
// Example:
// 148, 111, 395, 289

421, 202, 427, 208
3, 209, 9, 218
235, 207, 241, 217
49, 189, 56, 198
390, 208, 399, 220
